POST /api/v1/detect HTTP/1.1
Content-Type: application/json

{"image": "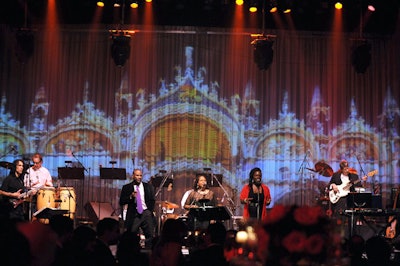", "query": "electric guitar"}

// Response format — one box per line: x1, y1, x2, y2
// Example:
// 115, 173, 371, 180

10, 187, 41, 208
329, 170, 378, 204
386, 186, 400, 239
